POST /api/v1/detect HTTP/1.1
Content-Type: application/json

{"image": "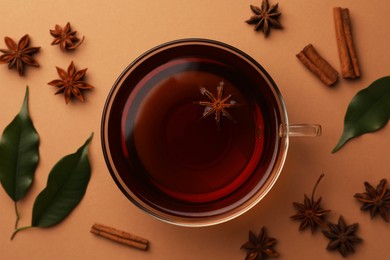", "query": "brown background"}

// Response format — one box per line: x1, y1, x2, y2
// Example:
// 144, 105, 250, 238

0, 0, 389, 259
